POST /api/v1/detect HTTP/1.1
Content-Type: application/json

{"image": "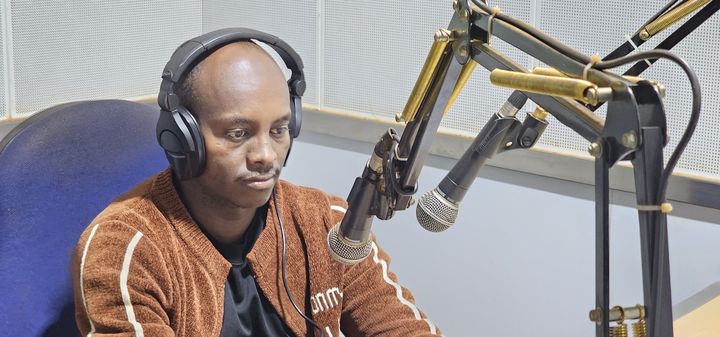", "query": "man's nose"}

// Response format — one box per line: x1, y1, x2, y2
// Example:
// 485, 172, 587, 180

246, 134, 276, 168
